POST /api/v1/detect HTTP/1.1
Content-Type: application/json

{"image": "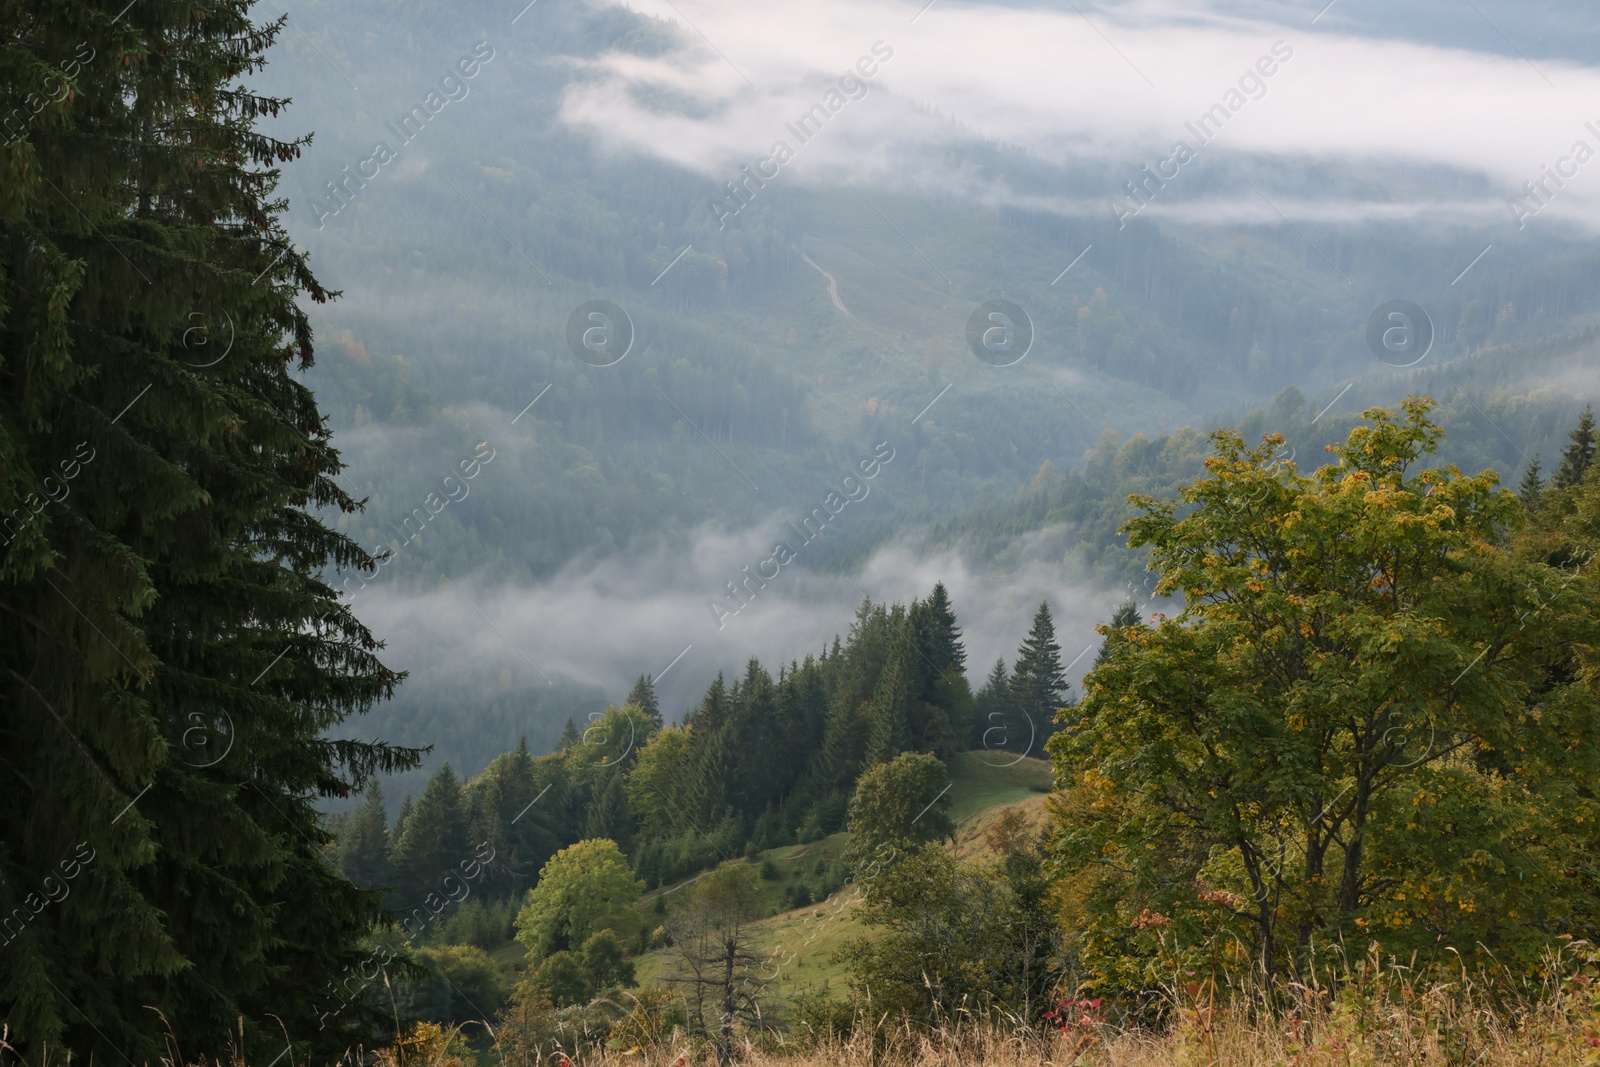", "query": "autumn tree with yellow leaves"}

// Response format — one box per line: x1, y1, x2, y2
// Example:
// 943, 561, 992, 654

1050, 398, 1600, 995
